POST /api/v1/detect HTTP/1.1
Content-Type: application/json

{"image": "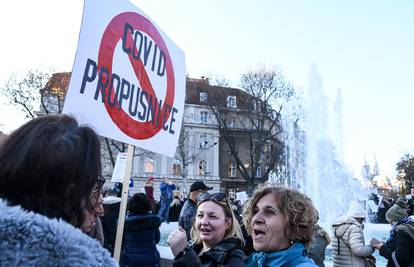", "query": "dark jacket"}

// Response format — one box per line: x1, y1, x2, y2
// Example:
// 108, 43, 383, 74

160, 182, 176, 202
380, 218, 414, 267
102, 200, 121, 256
168, 199, 183, 222
173, 237, 245, 267
178, 198, 197, 240
121, 214, 161, 267
308, 225, 330, 267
